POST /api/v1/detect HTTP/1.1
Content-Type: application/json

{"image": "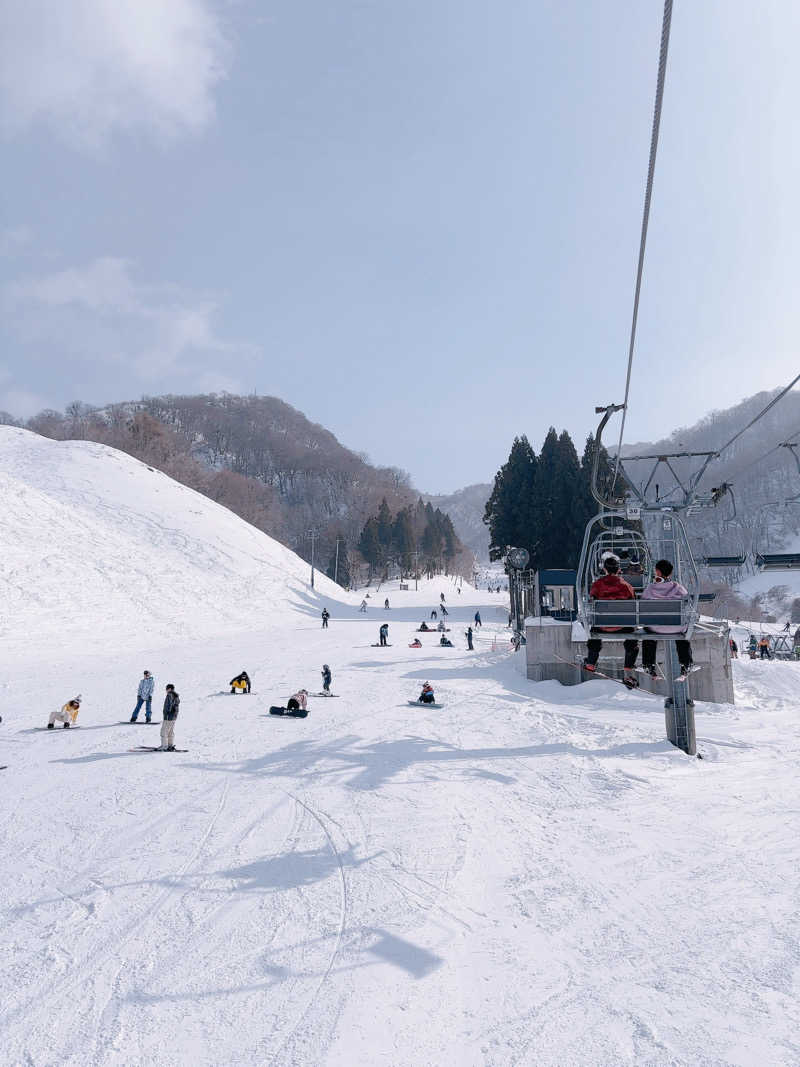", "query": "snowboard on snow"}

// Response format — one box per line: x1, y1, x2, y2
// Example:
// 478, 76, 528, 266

38, 725, 81, 730
370, 643, 393, 647
407, 700, 444, 709
314, 692, 339, 698
130, 745, 189, 752
269, 706, 309, 718
119, 720, 161, 725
